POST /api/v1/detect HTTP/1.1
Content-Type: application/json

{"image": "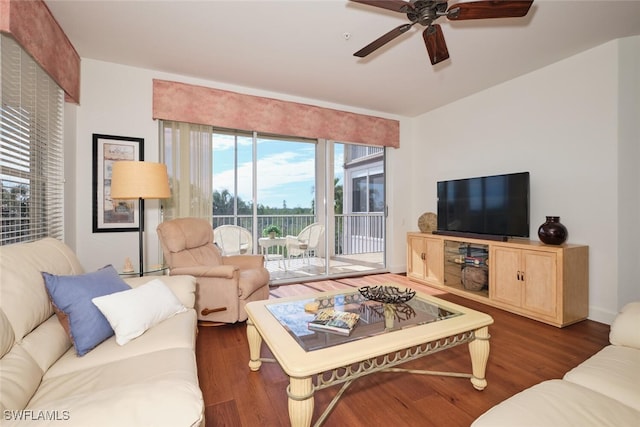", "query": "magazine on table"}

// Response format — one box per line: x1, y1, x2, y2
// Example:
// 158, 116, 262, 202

308, 308, 360, 336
